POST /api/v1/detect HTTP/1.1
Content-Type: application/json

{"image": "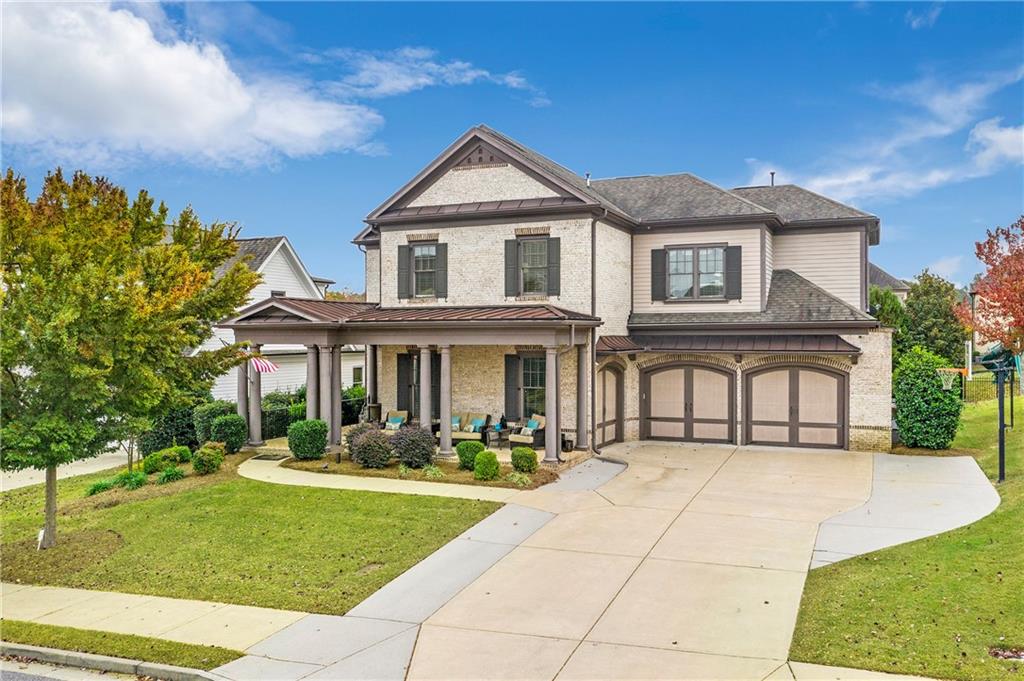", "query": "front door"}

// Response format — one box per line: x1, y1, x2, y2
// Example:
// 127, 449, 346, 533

642, 364, 734, 443
744, 366, 847, 448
